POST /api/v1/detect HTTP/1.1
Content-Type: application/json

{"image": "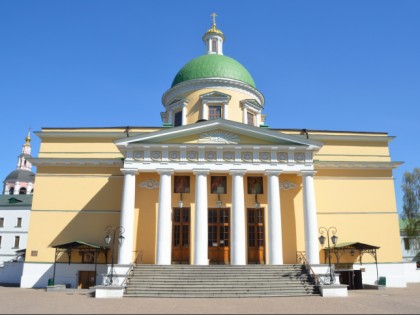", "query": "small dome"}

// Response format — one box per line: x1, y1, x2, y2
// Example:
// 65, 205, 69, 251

171, 54, 256, 88
4, 169, 35, 183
